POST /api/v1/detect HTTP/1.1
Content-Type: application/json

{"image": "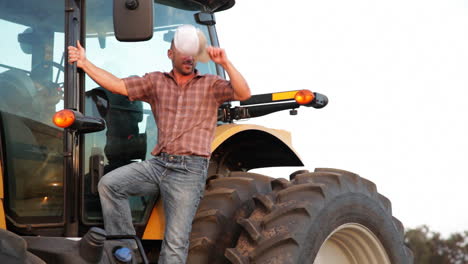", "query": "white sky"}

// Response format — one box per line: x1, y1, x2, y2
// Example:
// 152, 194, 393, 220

215, 0, 468, 236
